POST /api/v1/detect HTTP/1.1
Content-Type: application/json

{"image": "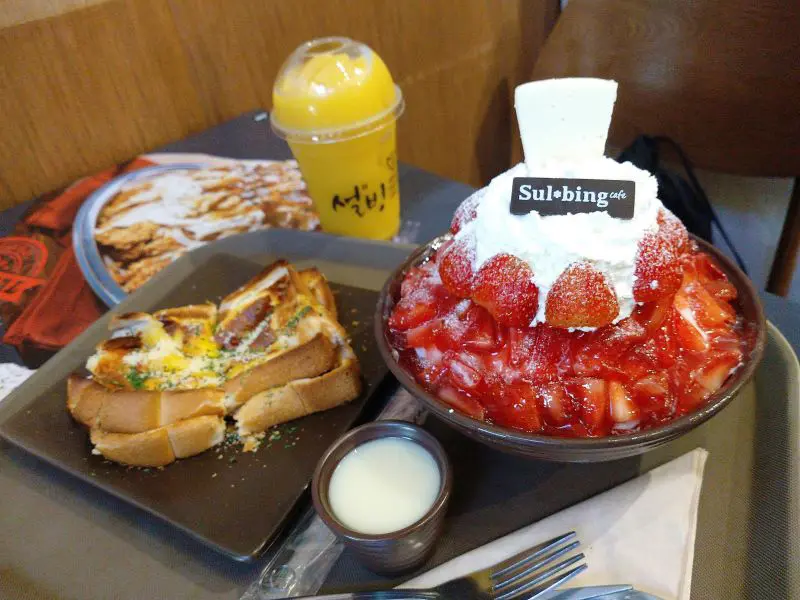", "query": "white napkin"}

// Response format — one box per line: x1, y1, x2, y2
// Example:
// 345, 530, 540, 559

0, 363, 34, 402
402, 448, 708, 600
